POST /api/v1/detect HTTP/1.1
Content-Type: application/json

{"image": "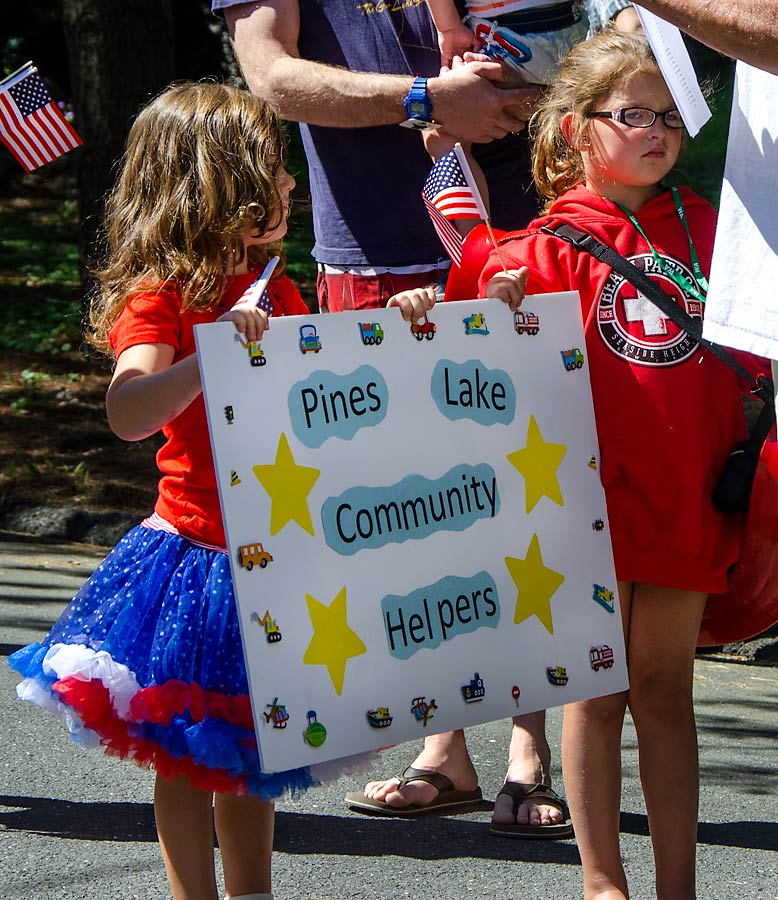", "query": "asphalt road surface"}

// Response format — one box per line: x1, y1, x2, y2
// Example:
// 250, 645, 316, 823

1, 533, 776, 900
